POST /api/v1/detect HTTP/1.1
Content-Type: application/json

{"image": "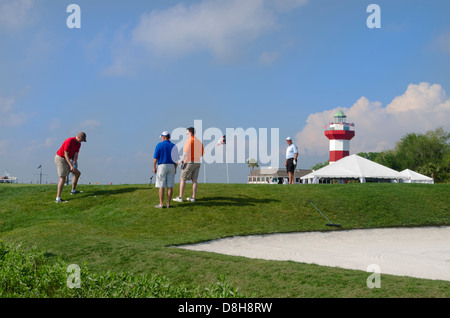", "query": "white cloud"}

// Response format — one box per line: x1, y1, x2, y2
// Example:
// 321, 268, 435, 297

296, 82, 450, 158
259, 51, 279, 65
386, 82, 450, 113
0, 0, 36, 29
104, 0, 308, 75
48, 118, 61, 131
0, 96, 14, 112
268, 0, 309, 12
79, 119, 102, 130
23, 30, 55, 64
69, 120, 102, 137
131, 0, 276, 61
101, 25, 137, 77
428, 30, 450, 54
83, 28, 109, 63
0, 95, 30, 127
6, 112, 29, 127
44, 137, 56, 148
